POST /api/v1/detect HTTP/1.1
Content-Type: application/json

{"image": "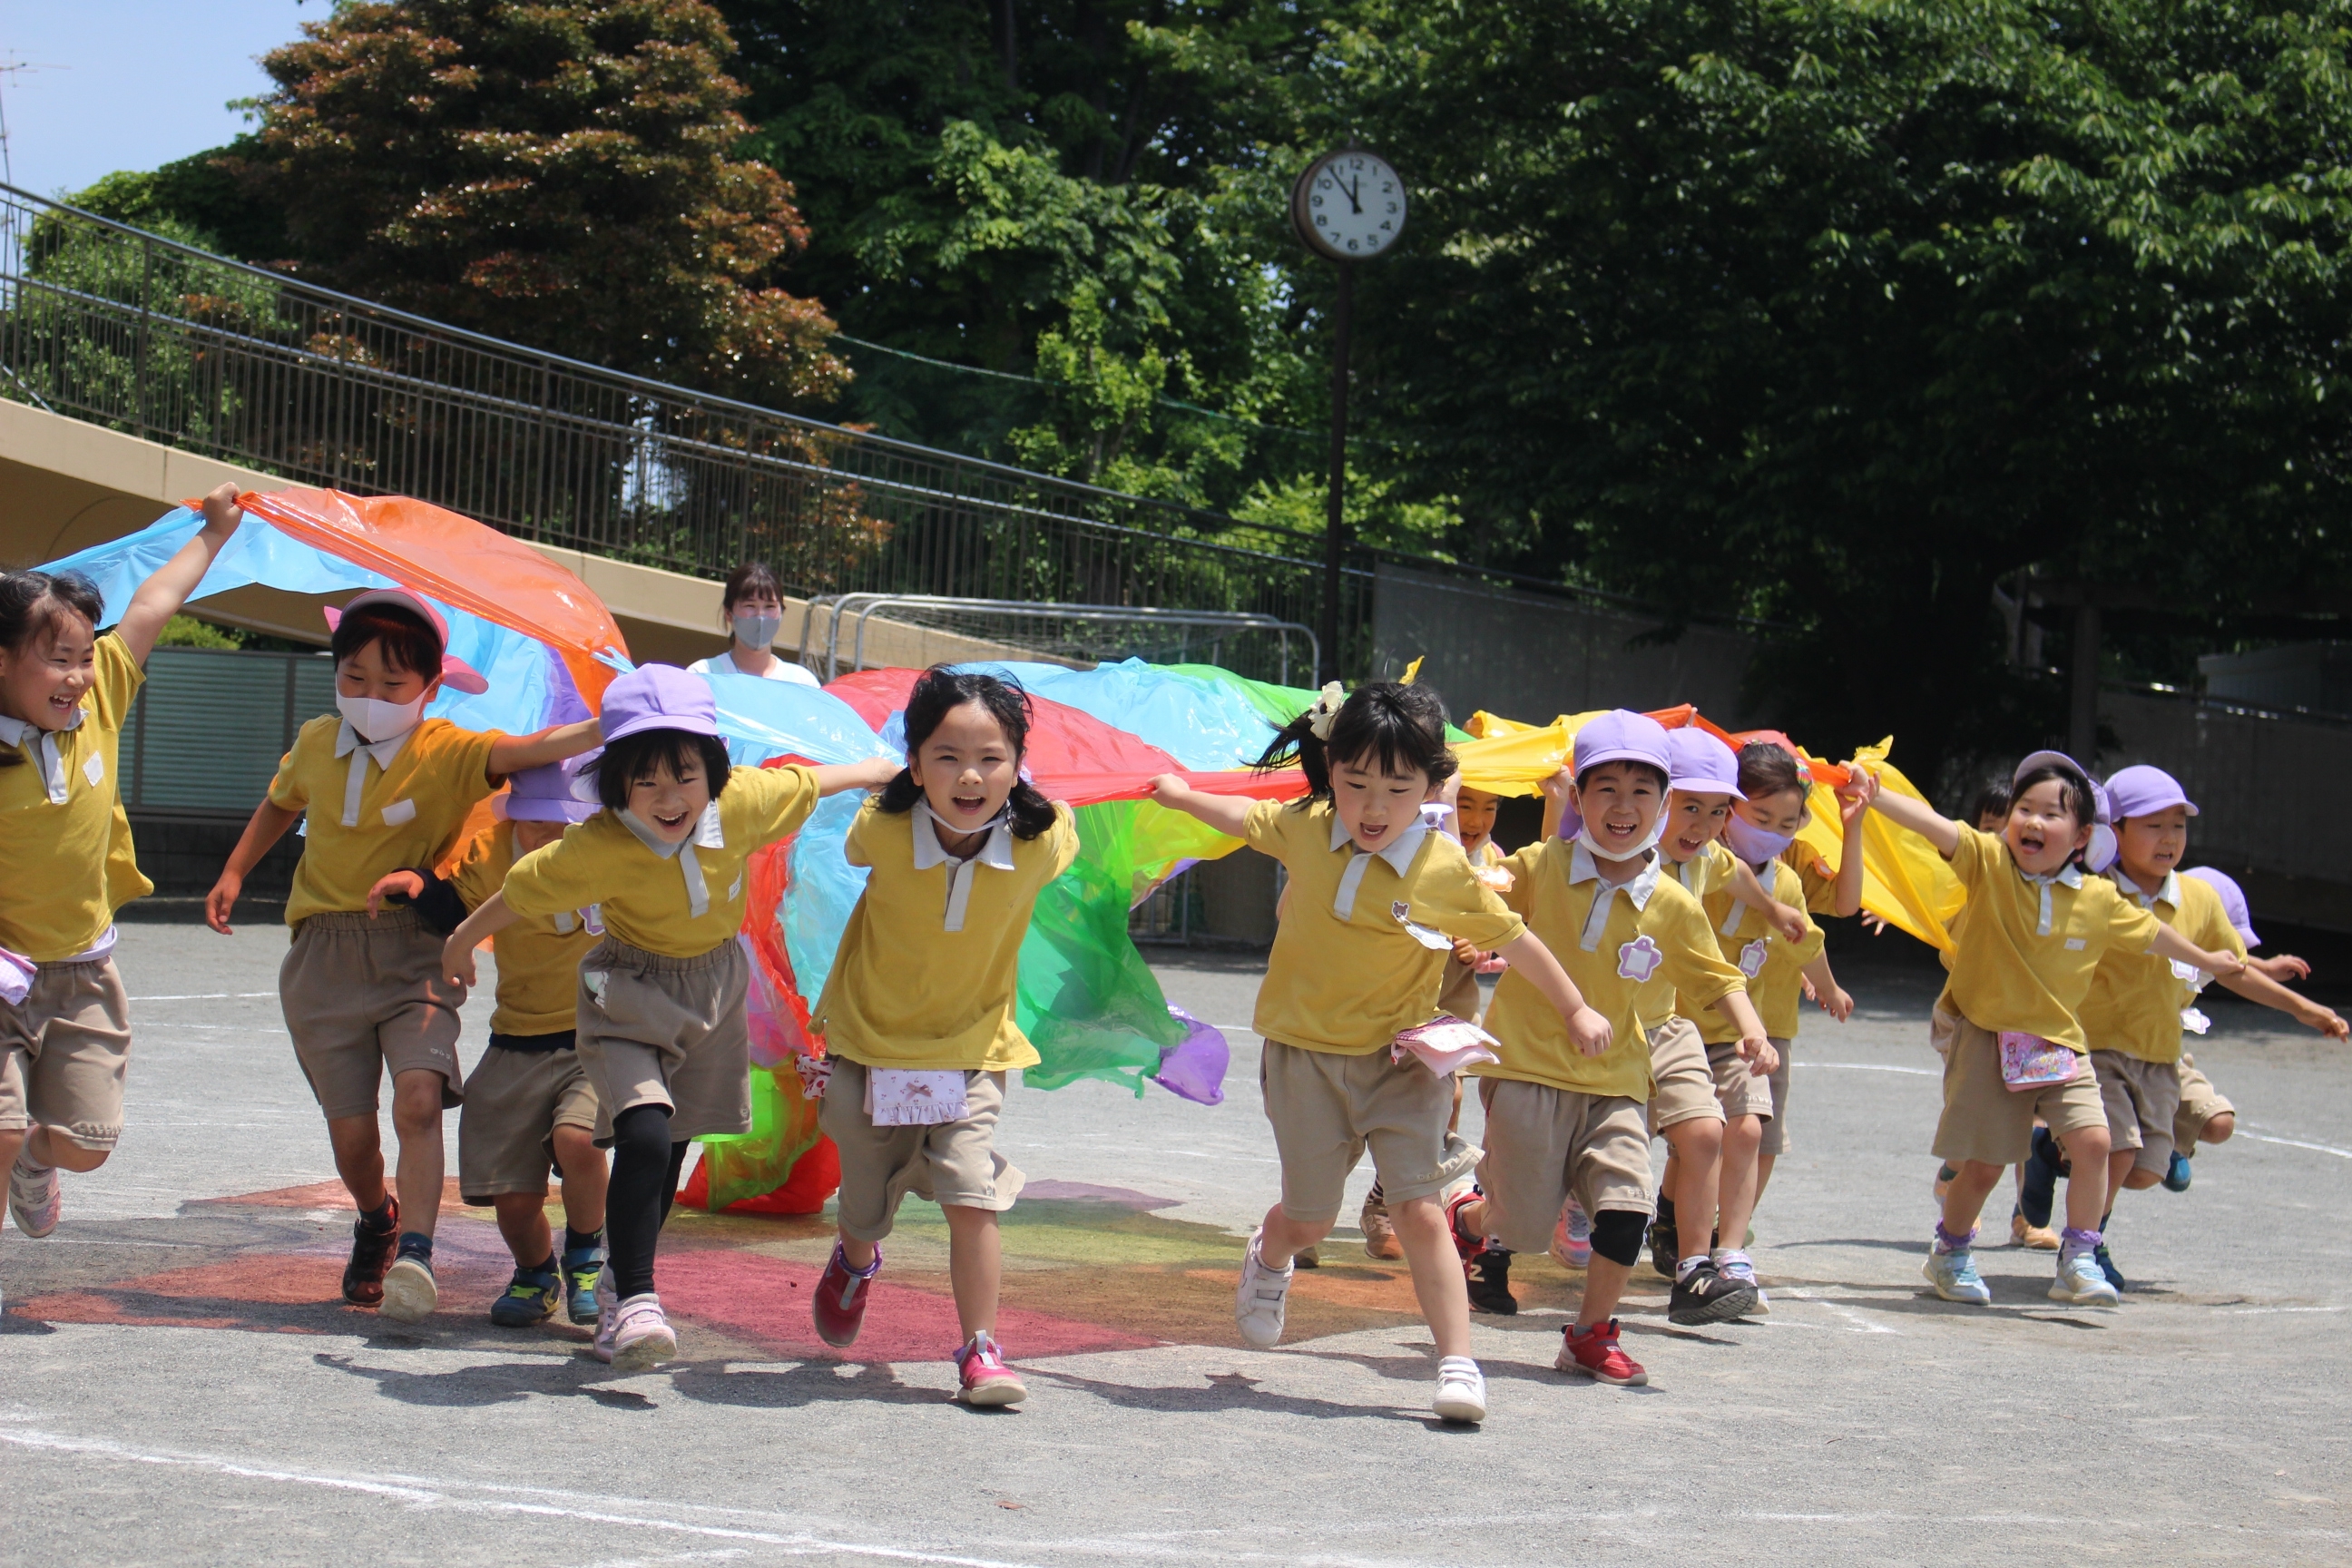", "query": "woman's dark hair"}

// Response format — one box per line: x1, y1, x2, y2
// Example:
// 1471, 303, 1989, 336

0, 570, 104, 770
1254, 681, 1457, 802
594, 728, 734, 813
720, 561, 784, 612
330, 602, 444, 681
876, 665, 1057, 838
1736, 741, 1808, 801
2008, 763, 2092, 830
